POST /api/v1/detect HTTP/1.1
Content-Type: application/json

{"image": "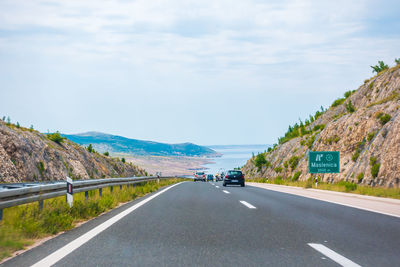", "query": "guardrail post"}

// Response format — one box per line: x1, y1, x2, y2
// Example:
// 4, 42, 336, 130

39, 200, 44, 210
0, 209, 3, 221
110, 186, 113, 193
66, 176, 73, 207
85, 191, 88, 200
99, 188, 102, 197
120, 185, 122, 190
